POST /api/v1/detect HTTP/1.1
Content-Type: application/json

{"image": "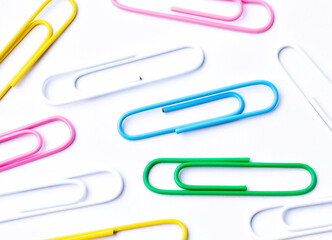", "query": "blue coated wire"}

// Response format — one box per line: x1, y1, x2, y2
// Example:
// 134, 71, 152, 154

117, 80, 279, 140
